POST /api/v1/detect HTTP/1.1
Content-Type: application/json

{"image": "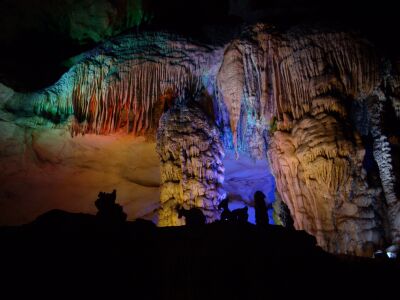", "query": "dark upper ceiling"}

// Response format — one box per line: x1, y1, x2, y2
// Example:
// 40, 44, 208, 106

1, 0, 399, 91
